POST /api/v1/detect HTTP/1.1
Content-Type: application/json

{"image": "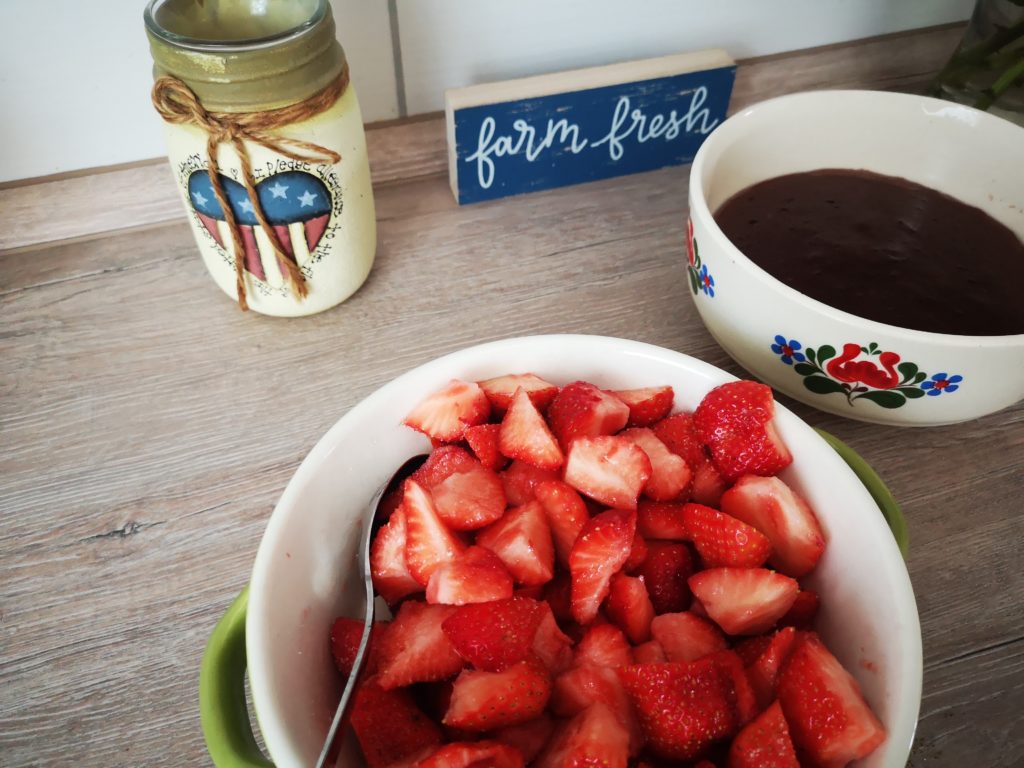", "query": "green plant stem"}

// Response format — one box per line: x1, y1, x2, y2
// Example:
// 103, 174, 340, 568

974, 55, 1024, 108
932, 16, 1024, 90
